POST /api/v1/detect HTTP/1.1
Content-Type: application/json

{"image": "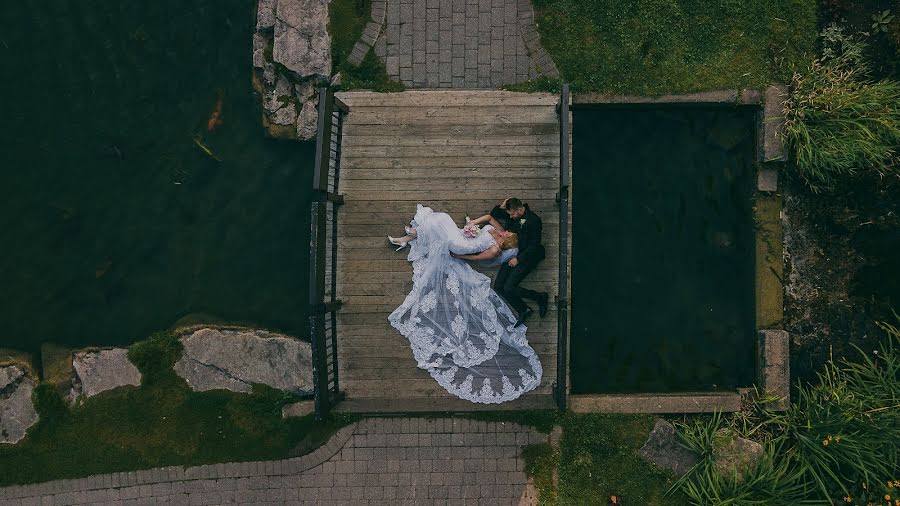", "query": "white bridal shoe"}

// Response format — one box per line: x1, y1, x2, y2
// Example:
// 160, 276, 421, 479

387, 236, 409, 251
